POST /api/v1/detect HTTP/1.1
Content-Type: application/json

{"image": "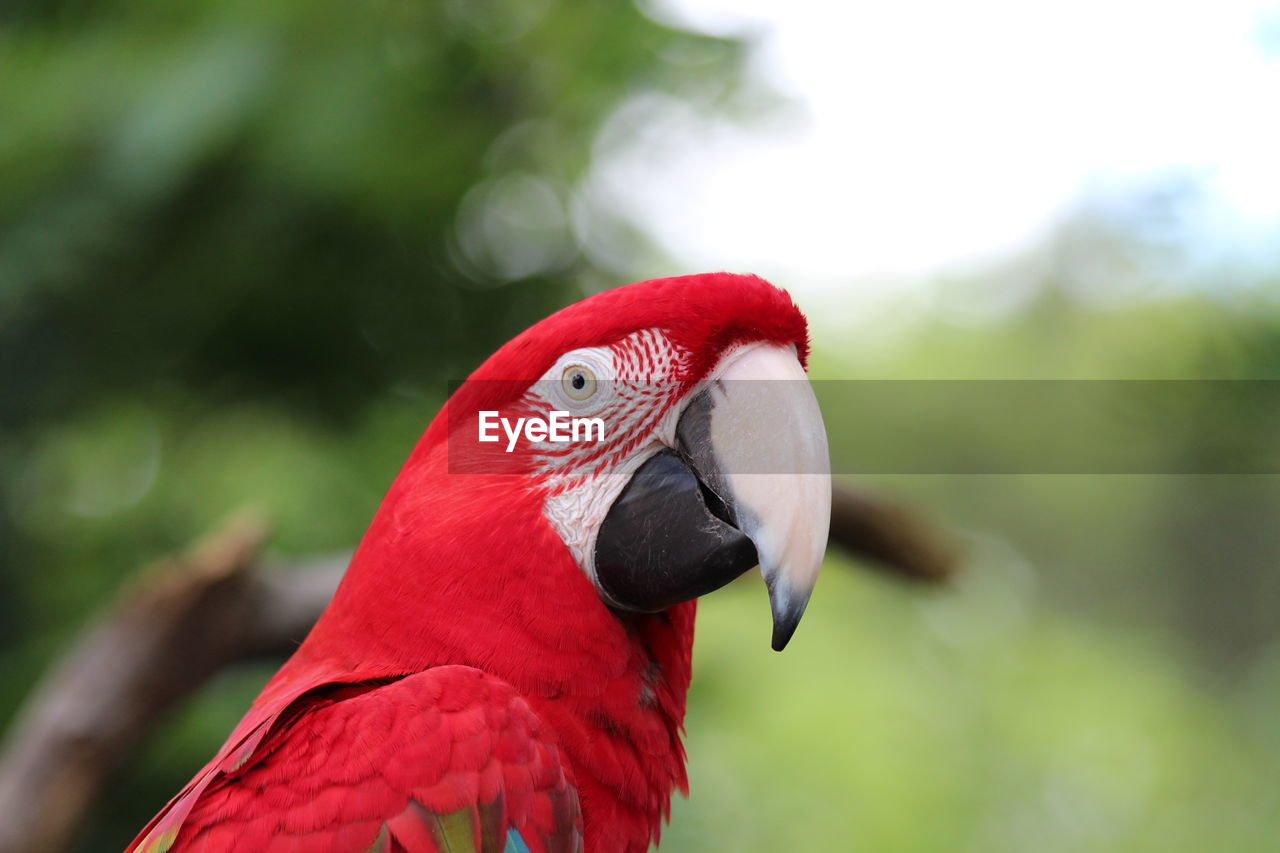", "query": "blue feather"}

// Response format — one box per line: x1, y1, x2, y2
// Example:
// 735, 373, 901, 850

504, 829, 533, 853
